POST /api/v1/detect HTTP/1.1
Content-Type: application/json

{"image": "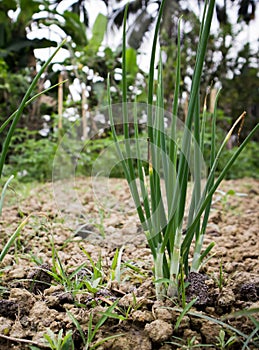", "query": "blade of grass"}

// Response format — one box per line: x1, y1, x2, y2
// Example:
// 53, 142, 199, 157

147, 0, 166, 243
177, 0, 215, 237
173, 307, 251, 342
182, 120, 259, 261
0, 39, 66, 177
88, 300, 120, 346
67, 310, 87, 345
168, 16, 182, 217
0, 81, 68, 134
165, 1, 215, 282
191, 88, 221, 271
107, 75, 146, 228
174, 297, 198, 331
133, 102, 152, 236
0, 174, 14, 215
0, 215, 30, 262
122, 21, 147, 229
